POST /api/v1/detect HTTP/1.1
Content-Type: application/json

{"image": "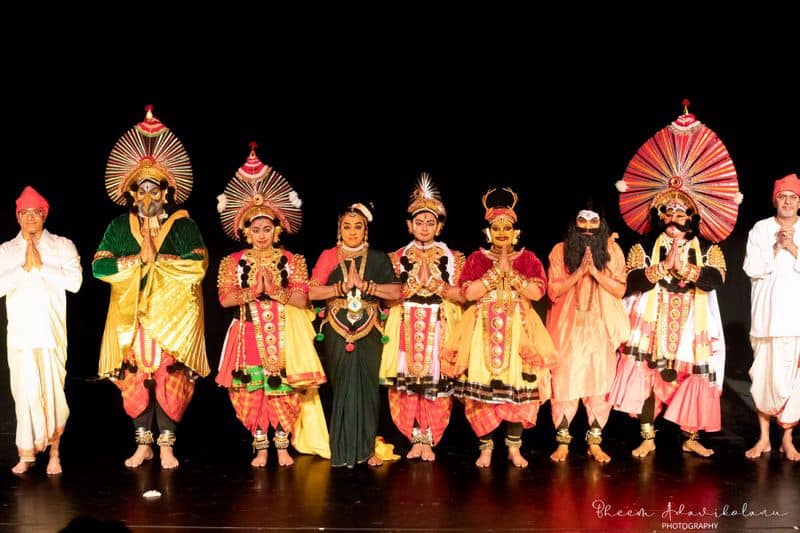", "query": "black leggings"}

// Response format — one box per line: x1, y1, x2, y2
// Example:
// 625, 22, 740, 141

134, 394, 177, 436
